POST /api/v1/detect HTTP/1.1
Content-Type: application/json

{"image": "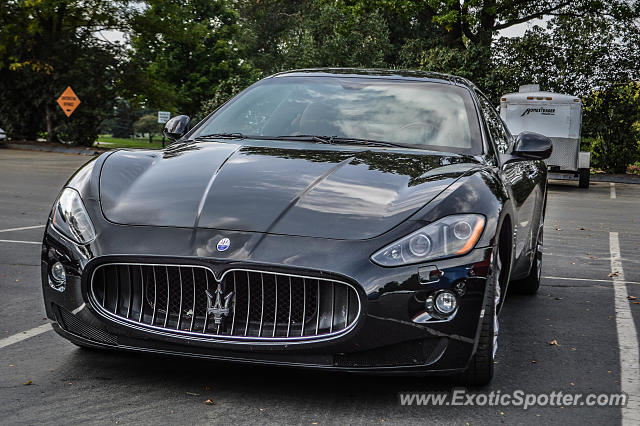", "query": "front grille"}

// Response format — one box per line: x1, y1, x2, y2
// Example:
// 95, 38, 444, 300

333, 338, 447, 368
55, 305, 118, 345
89, 263, 360, 342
